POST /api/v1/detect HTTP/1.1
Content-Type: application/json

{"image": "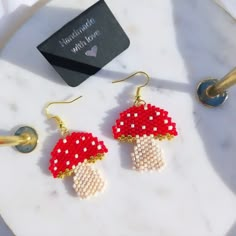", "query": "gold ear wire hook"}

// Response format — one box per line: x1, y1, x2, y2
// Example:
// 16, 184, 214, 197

112, 71, 150, 106
45, 96, 82, 136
